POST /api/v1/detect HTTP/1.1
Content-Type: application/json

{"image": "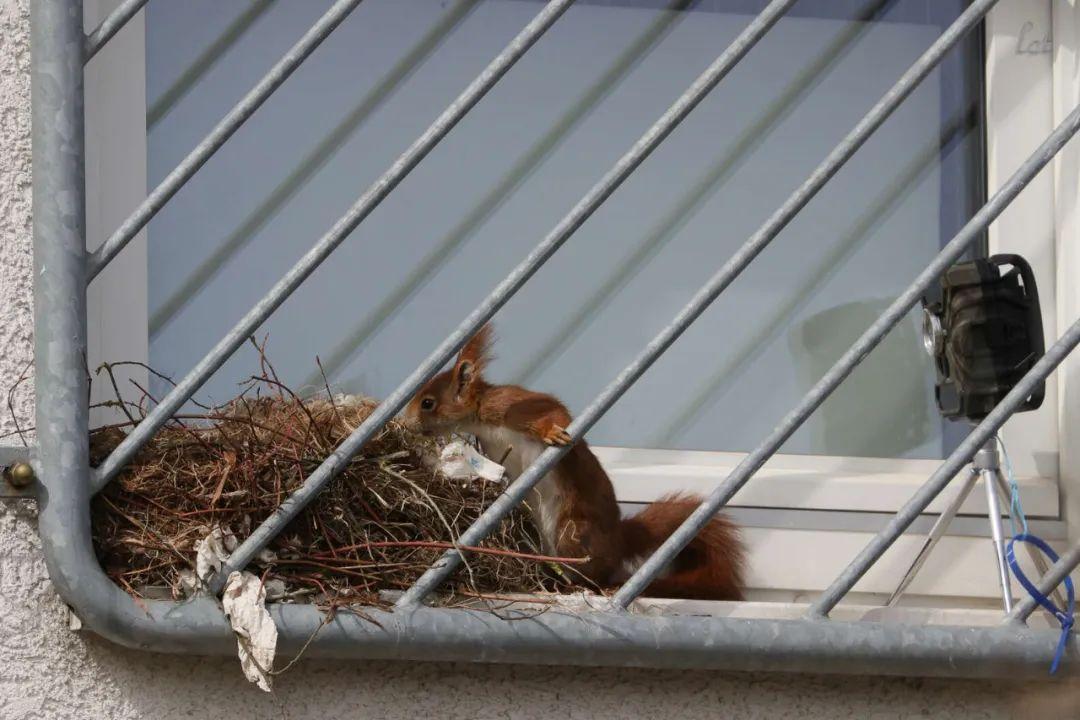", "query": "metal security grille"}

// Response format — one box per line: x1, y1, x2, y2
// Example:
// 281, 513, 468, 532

25, 0, 1080, 675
